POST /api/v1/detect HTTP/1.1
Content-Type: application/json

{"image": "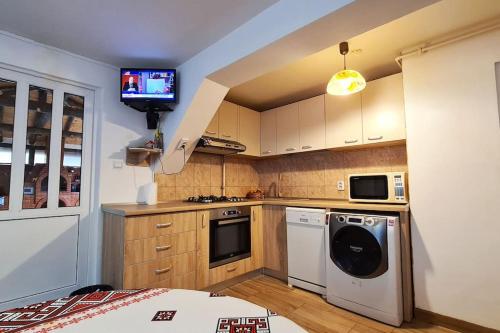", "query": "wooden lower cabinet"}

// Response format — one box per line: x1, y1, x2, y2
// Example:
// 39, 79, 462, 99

103, 205, 280, 290
102, 211, 197, 290
262, 205, 287, 280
